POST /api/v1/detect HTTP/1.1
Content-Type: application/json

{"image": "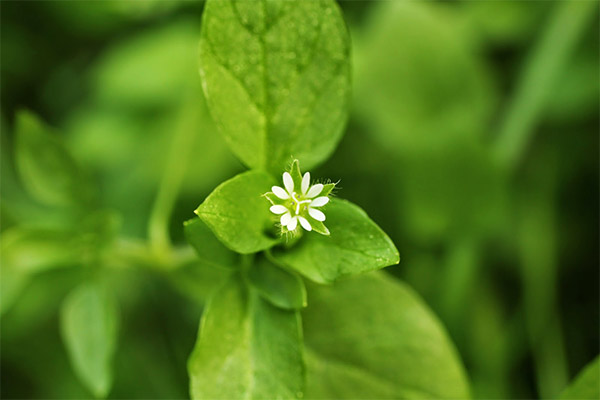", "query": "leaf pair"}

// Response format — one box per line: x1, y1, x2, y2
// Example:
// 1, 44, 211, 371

188, 272, 472, 399
191, 168, 399, 284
